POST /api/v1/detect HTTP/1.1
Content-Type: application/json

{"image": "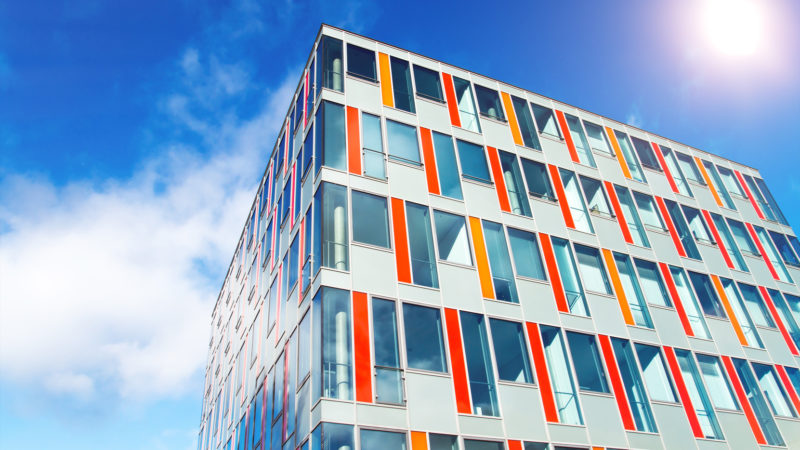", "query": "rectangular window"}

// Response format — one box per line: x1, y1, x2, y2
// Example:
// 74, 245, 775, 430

530, 103, 561, 138
660, 146, 692, 196
716, 166, 744, 196
540, 326, 583, 425
460, 311, 499, 416
351, 191, 390, 248
413, 65, 443, 102
752, 364, 796, 417
754, 177, 788, 224
315, 287, 352, 400
552, 237, 589, 316
633, 258, 671, 307
489, 318, 533, 383
499, 150, 532, 216
560, 169, 594, 234
769, 231, 800, 266
507, 228, 546, 280
565, 113, 596, 167
720, 278, 763, 348
789, 235, 800, 262
372, 298, 404, 404
732, 358, 785, 446
457, 140, 491, 183
520, 158, 554, 200
463, 440, 503, 450
676, 152, 703, 184
695, 354, 738, 410
574, 244, 611, 295
317, 36, 343, 93
614, 131, 646, 183
565, 331, 609, 393
702, 160, 736, 209
615, 186, 650, 247
361, 113, 385, 179
482, 220, 518, 302
307, 57, 316, 116
406, 202, 438, 288
634, 344, 676, 402
766, 289, 800, 348
346, 44, 376, 82
675, 350, 724, 439
390, 56, 415, 113
360, 429, 406, 450
582, 120, 612, 155
250, 387, 263, 447
429, 434, 458, 450
316, 182, 349, 271
742, 174, 777, 222
318, 101, 346, 172
633, 191, 665, 230
630, 136, 661, 171
755, 226, 793, 283
431, 132, 463, 200
288, 234, 300, 290
737, 282, 775, 327
452, 76, 481, 133
612, 338, 658, 432
402, 303, 446, 372
579, 176, 612, 217
433, 210, 472, 266
726, 218, 758, 255
663, 199, 702, 259
386, 120, 421, 165
302, 207, 312, 290
687, 271, 726, 318
311, 422, 354, 450
670, 266, 711, 338
614, 252, 653, 327
298, 312, 311, 382
710, 213, 748, 271
681, 205, 713, 244
474, 84, 505, 121
512, 95, 541, 149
